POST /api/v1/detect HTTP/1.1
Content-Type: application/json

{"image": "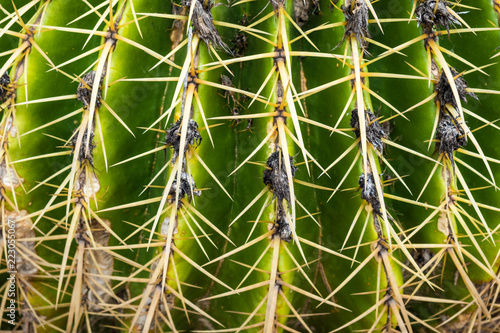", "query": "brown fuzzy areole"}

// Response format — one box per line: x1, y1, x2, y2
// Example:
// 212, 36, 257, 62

263, 150, 297, 242
340, 0, 369, 49
164, 118, 202, 163
168, 171, 201, 205
358, 172, 381, 215
77, 70, 104, 109
0, 72, 10, 102
183, 0, 230, 53
435, 67, 477, 108
294, 0, 310, 28
273, 79, 287, 126
350, 108, 387, 154
435, 112, 467, 167
275, 205, 292, 242
263, 150, 298, 211
415, 0, 461, 35
70, 126, 96, 165
230, 31, 248, 57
